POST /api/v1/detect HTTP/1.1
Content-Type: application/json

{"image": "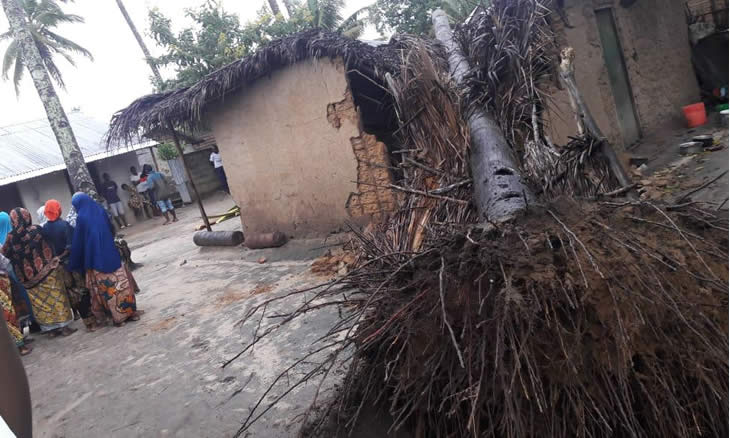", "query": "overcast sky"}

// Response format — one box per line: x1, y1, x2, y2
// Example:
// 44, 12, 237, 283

0, 0, 377, 126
